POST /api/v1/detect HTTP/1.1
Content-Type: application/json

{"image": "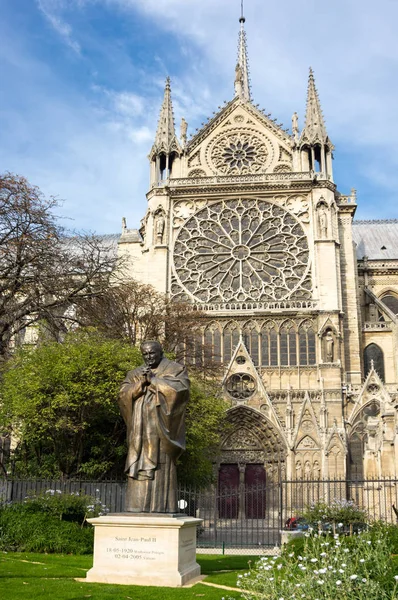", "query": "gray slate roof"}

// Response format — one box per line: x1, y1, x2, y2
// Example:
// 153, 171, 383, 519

353, 220, 398, 260
95, 223, 398, 262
